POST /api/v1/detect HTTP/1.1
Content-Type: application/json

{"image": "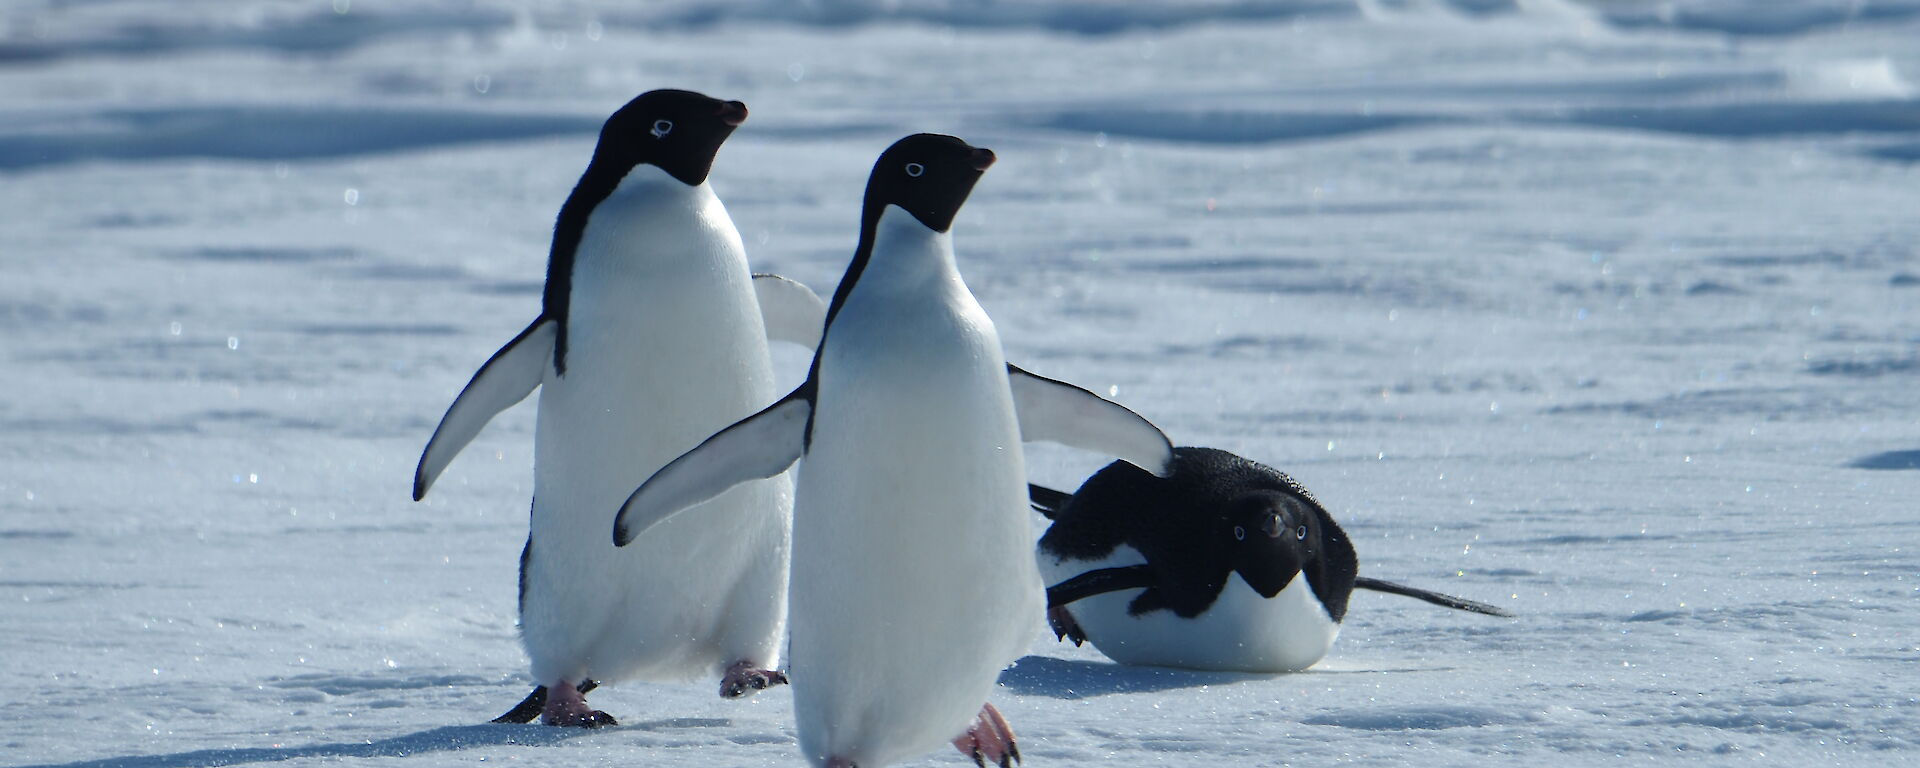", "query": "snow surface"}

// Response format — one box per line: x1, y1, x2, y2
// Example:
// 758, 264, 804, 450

3, 1, 1918, 765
